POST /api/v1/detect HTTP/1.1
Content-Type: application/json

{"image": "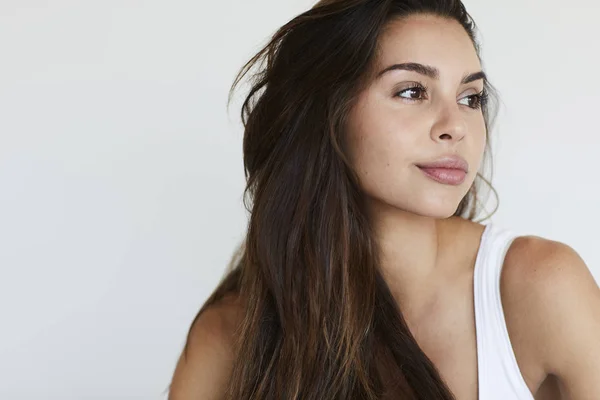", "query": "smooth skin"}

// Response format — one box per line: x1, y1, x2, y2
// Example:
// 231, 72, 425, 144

169, 14, 600, 400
